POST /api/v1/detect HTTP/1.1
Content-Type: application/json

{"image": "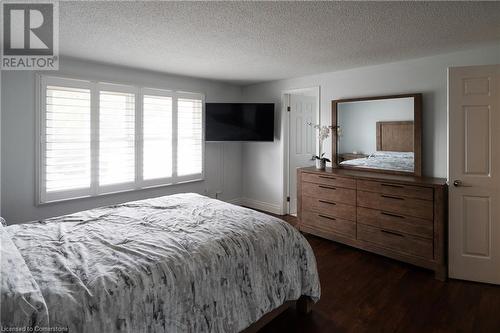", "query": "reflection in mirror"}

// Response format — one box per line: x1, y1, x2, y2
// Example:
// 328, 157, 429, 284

337, 97, 415, 173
